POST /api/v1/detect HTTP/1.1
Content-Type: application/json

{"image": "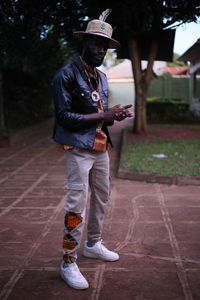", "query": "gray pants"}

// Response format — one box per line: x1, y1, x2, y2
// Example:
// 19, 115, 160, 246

63, 147, 110, 263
